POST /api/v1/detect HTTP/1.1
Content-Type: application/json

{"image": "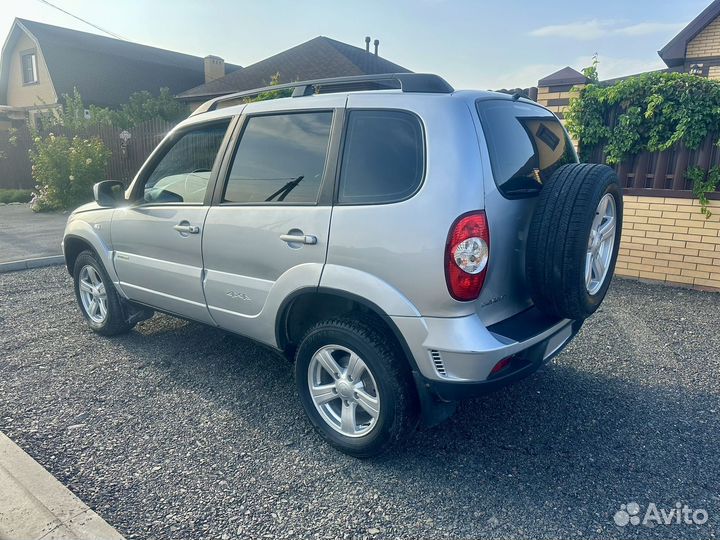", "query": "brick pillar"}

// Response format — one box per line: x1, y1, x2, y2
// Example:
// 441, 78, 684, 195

536, 67, 590, 124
